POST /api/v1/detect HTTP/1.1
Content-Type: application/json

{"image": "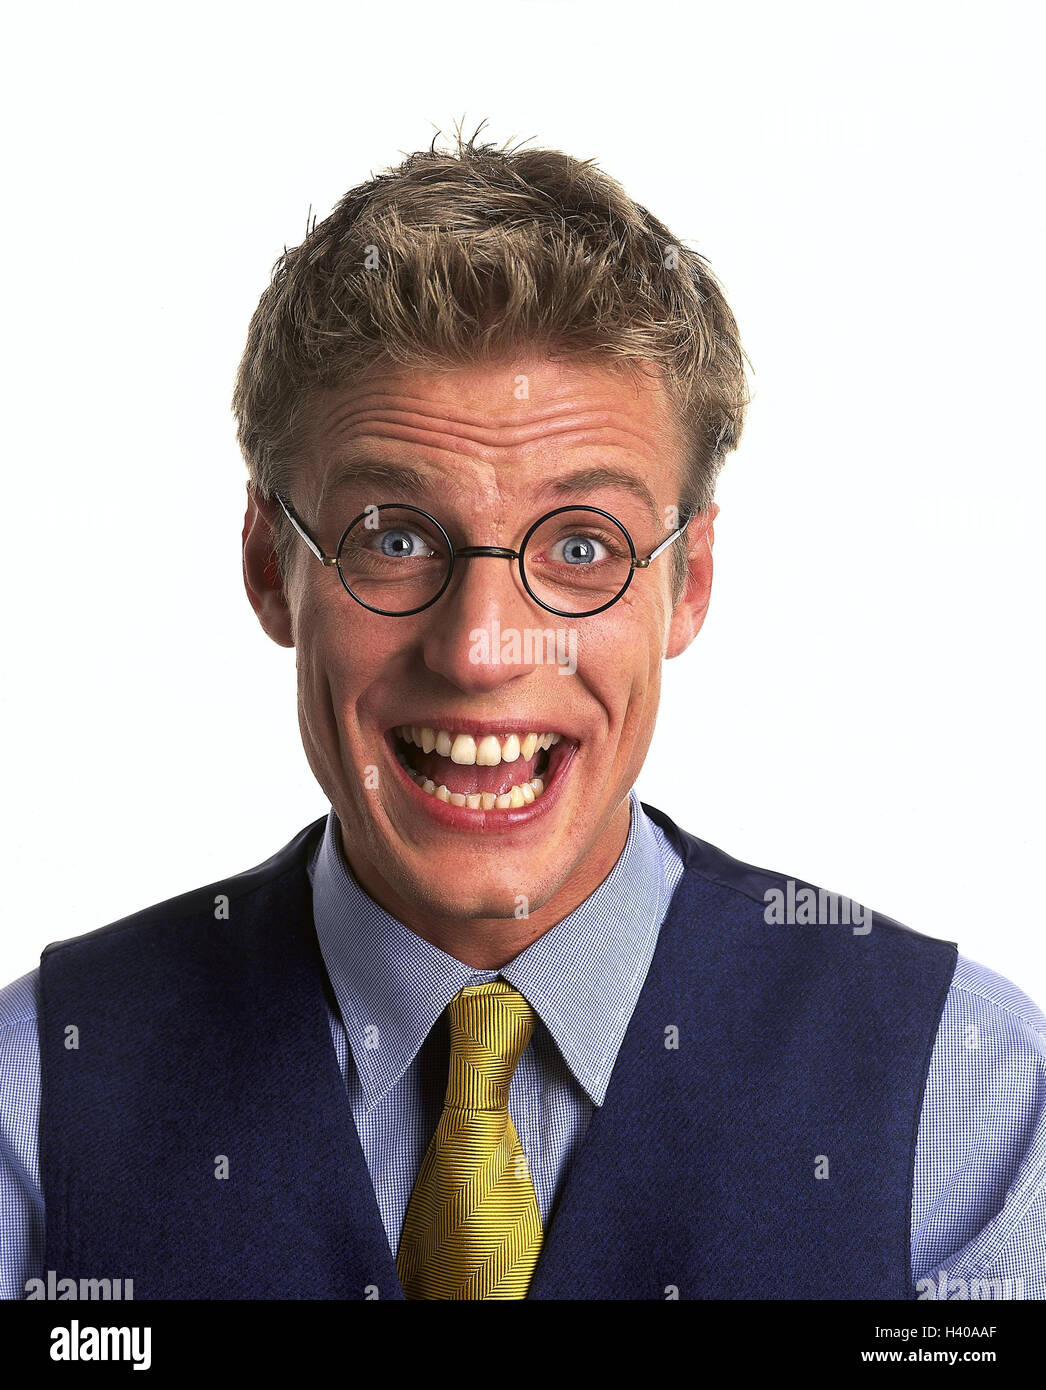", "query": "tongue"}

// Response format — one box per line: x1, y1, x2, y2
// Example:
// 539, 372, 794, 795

408, 749, 542, 796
